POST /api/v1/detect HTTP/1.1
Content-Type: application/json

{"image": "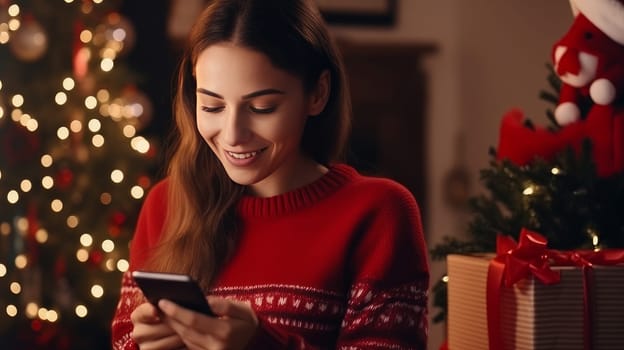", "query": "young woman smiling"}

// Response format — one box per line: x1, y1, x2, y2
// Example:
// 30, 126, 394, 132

111, 1, 429, 349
